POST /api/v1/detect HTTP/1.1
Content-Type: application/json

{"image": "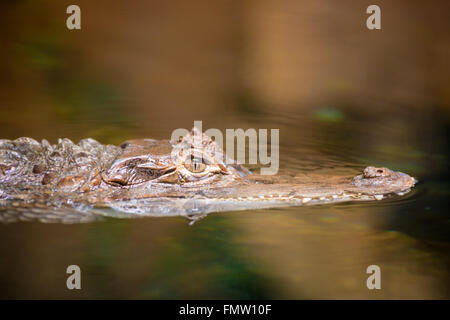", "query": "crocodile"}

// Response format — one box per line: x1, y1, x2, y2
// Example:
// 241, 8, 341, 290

0, 128, 417, 223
